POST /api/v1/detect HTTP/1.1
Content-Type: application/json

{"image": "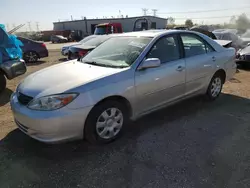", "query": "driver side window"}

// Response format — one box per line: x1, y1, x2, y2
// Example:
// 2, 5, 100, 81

147, 35, 180, 63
